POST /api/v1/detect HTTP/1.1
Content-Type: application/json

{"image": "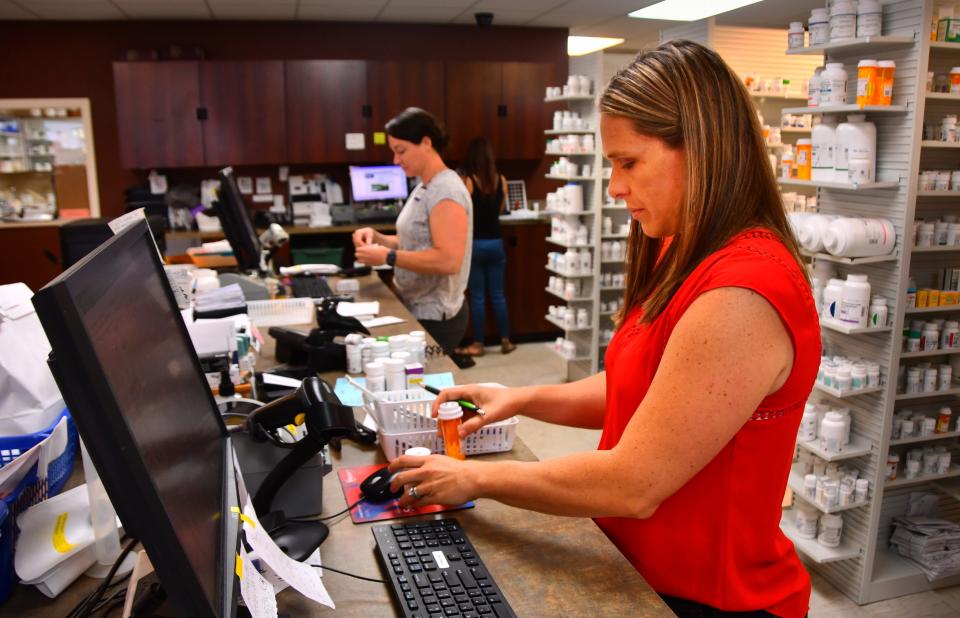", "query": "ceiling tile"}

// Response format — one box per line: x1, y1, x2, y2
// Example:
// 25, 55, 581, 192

450, 11, 547, 26
209, 1, 297, 20
376, 4, 468, 22
298, 0, 386, 5
0, 1, 37, 18
115, 3, 212, 19
297, 5, 384, 21
22, 1, 126, 19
